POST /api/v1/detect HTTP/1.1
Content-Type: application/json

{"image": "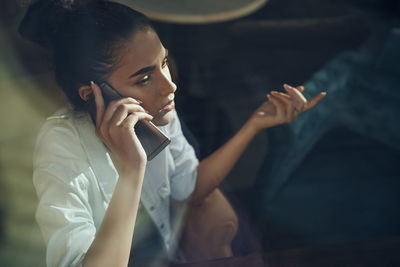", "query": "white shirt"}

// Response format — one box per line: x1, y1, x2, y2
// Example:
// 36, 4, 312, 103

33, 106, 198, 267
